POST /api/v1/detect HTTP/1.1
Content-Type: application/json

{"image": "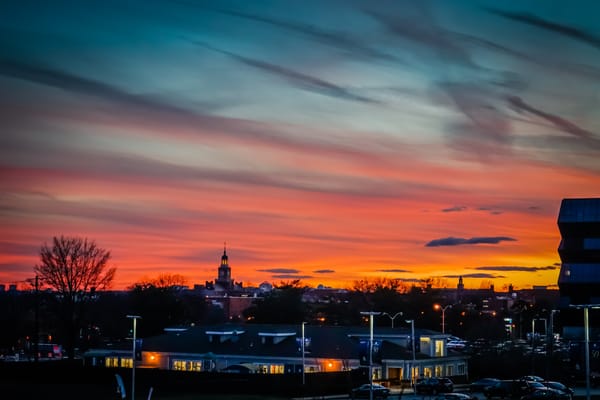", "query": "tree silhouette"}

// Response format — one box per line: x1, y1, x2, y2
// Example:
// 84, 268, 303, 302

244, 280, 309, 324
128, 273, 189, 337
34, 235, 115, 358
